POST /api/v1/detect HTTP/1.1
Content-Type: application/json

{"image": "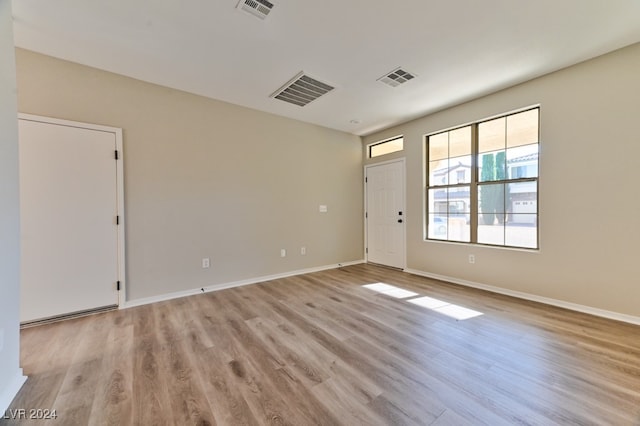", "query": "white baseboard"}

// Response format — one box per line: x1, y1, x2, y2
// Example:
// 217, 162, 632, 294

404, 268, 640, 326
123, 260, 365, 309
0, 369, 26, 415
